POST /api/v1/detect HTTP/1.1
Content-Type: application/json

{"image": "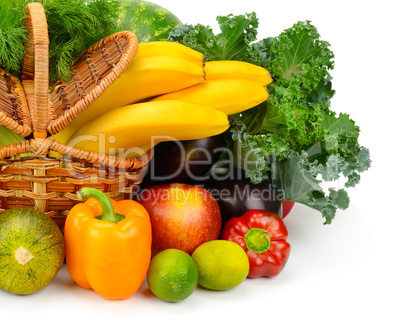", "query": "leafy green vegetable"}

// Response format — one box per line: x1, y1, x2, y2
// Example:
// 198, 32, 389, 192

170, 15, 371, 224
169, 12, 263, 63
0, 0, 121, 82
0, 1, 27, 77
44, 0, 121, 83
